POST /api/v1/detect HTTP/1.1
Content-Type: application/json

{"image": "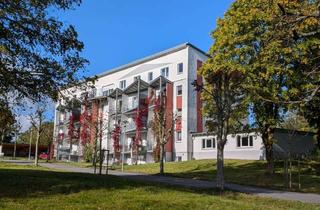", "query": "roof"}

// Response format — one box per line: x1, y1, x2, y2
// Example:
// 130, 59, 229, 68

96, 42, 208, 79
149, 76, 172, 88
108, 88, 123, 98
123, 79, 149, 95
